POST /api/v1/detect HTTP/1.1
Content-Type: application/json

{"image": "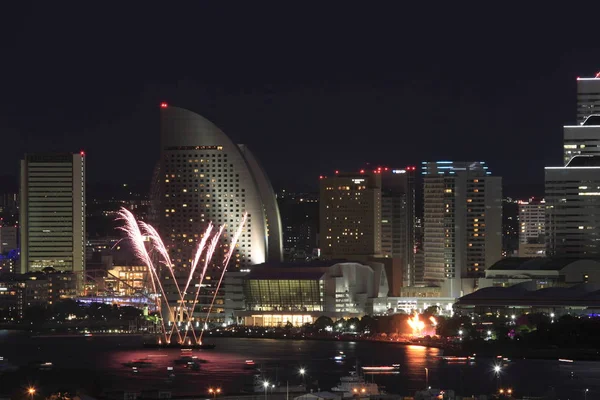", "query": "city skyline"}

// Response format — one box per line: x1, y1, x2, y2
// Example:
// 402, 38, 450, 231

3, 4, 600, 197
